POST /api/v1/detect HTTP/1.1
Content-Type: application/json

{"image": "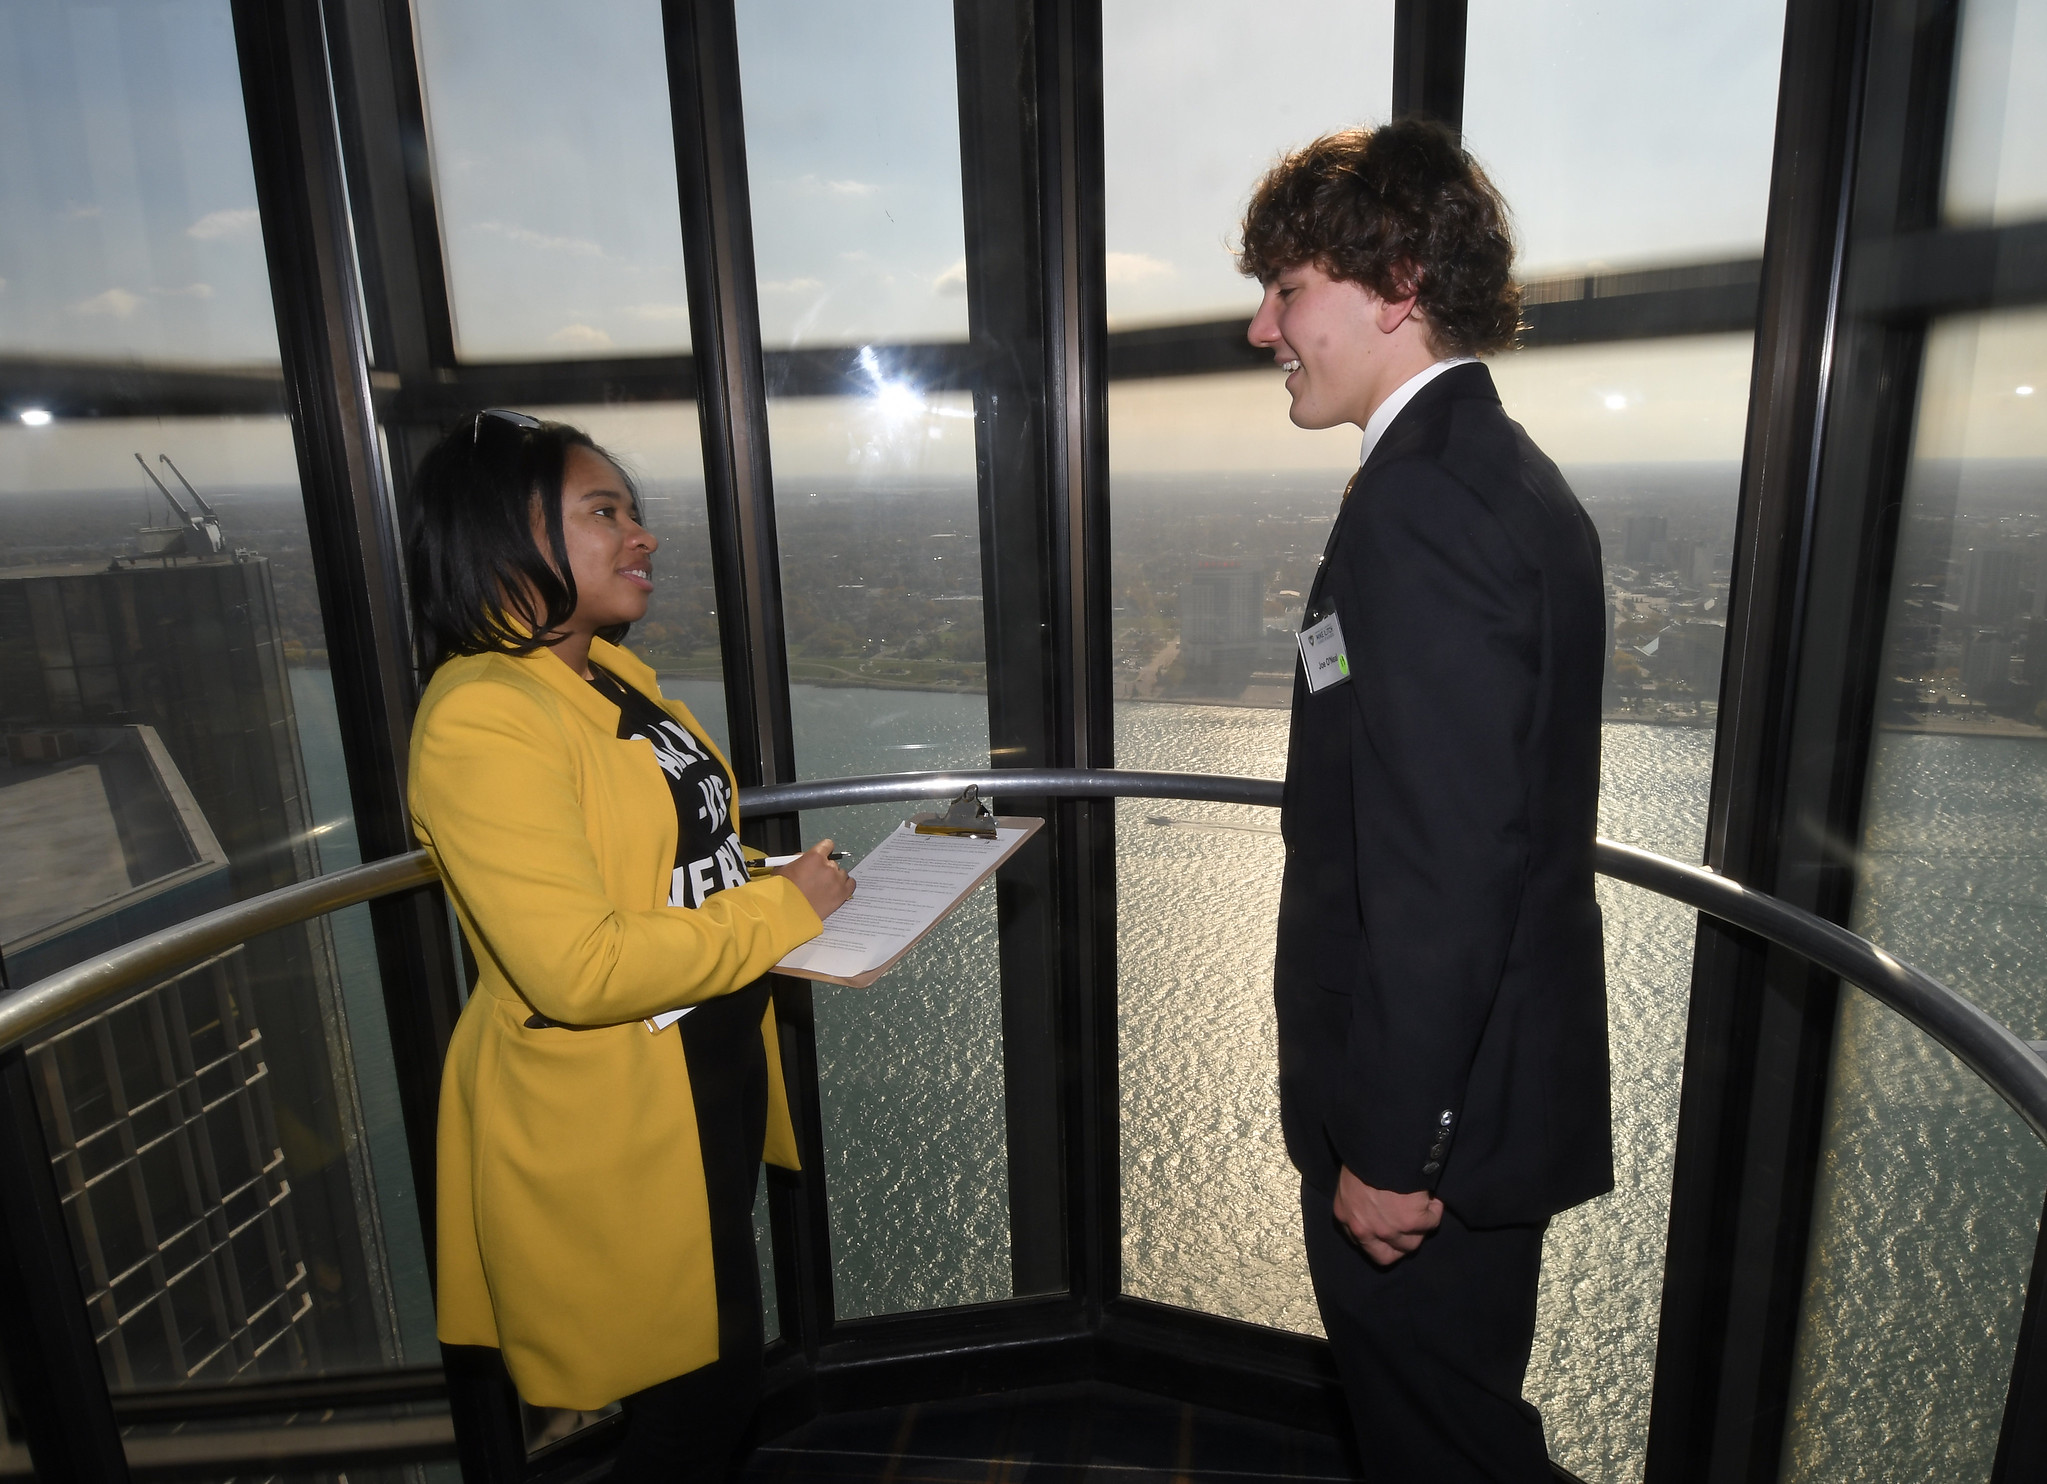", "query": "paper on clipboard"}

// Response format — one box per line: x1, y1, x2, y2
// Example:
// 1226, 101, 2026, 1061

770, 815, 1042, 989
